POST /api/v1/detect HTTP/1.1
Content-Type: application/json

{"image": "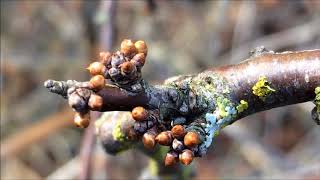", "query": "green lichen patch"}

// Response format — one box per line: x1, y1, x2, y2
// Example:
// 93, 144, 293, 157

112, 119, 134, 154
315, 86, 320, 112
112, 120, 126, 142
236, 100, 249, 113
252, 76, 276, 101
160, 71, 243, 156
315, 87, 320, 95
216, 97, 232, 118
189, 72, 232, 112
